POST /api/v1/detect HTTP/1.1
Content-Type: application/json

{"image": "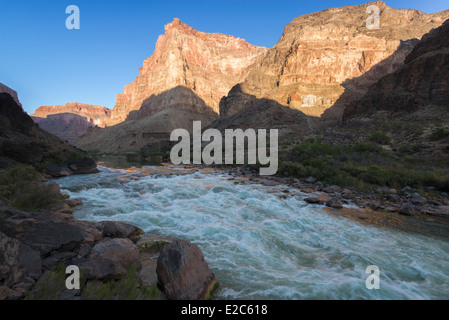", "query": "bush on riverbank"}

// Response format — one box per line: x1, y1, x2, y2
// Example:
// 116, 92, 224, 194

430, 128, 449, 141
369, 132, 391, 145
279, 138, 449, 191
0, 164, 60, 211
